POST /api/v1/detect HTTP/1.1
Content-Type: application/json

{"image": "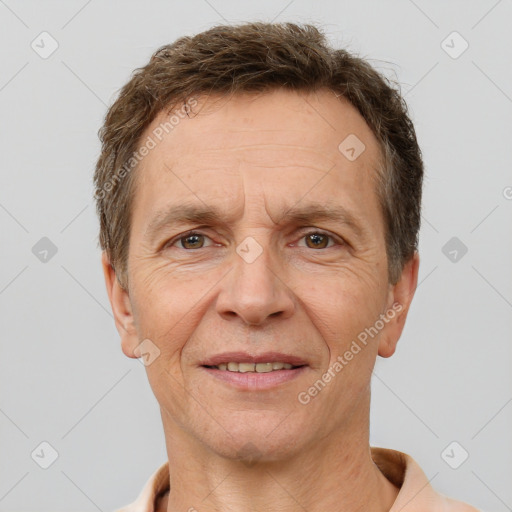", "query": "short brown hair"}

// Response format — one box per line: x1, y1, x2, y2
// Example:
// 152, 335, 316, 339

94, 21, 423, 288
